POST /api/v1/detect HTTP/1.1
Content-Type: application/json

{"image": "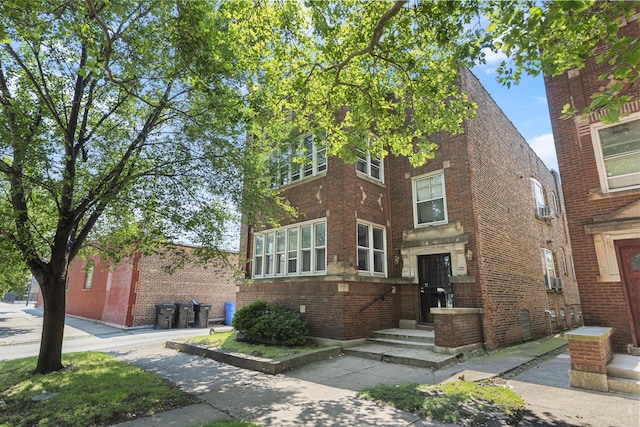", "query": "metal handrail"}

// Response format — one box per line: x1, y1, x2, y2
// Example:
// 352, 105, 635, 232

359, 287, 395, 313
